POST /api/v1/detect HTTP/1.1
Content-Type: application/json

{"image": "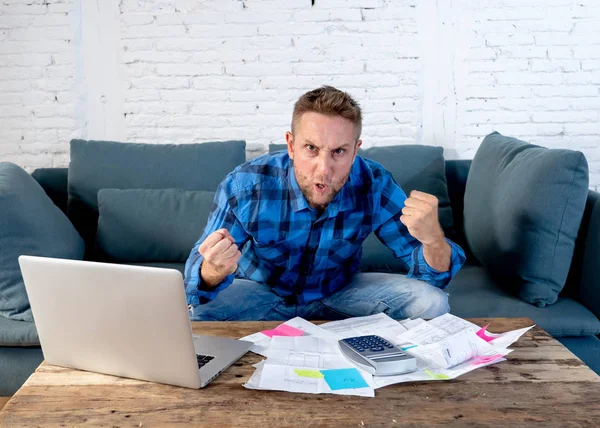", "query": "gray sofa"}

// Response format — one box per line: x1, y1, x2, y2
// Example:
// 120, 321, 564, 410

1, 133, 599, 396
